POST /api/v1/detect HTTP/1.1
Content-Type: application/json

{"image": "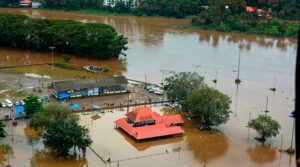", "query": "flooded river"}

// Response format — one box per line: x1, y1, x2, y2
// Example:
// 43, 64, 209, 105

0, 8, 298, 167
